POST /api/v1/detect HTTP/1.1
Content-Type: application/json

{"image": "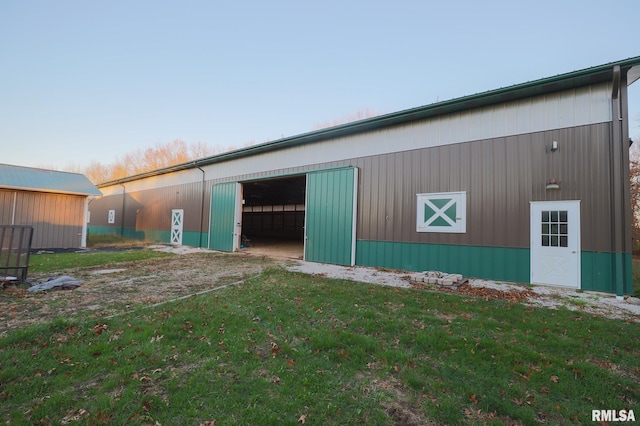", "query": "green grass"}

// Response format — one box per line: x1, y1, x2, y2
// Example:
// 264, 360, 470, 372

87, 234, 150, 247
1, 267, 638, 425
28, 249, 173, 273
